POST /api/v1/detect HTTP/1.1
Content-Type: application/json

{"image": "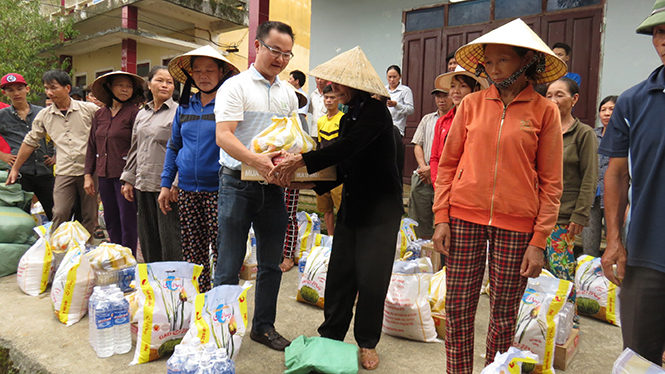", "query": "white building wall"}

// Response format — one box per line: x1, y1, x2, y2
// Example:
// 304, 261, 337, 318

600, 0, 660, 103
